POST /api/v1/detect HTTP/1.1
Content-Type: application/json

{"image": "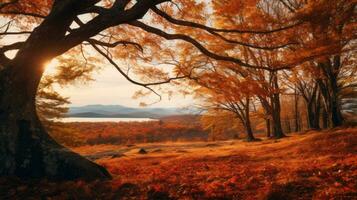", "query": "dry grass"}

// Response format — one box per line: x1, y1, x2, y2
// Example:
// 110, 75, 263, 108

1, 128, 356, 199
